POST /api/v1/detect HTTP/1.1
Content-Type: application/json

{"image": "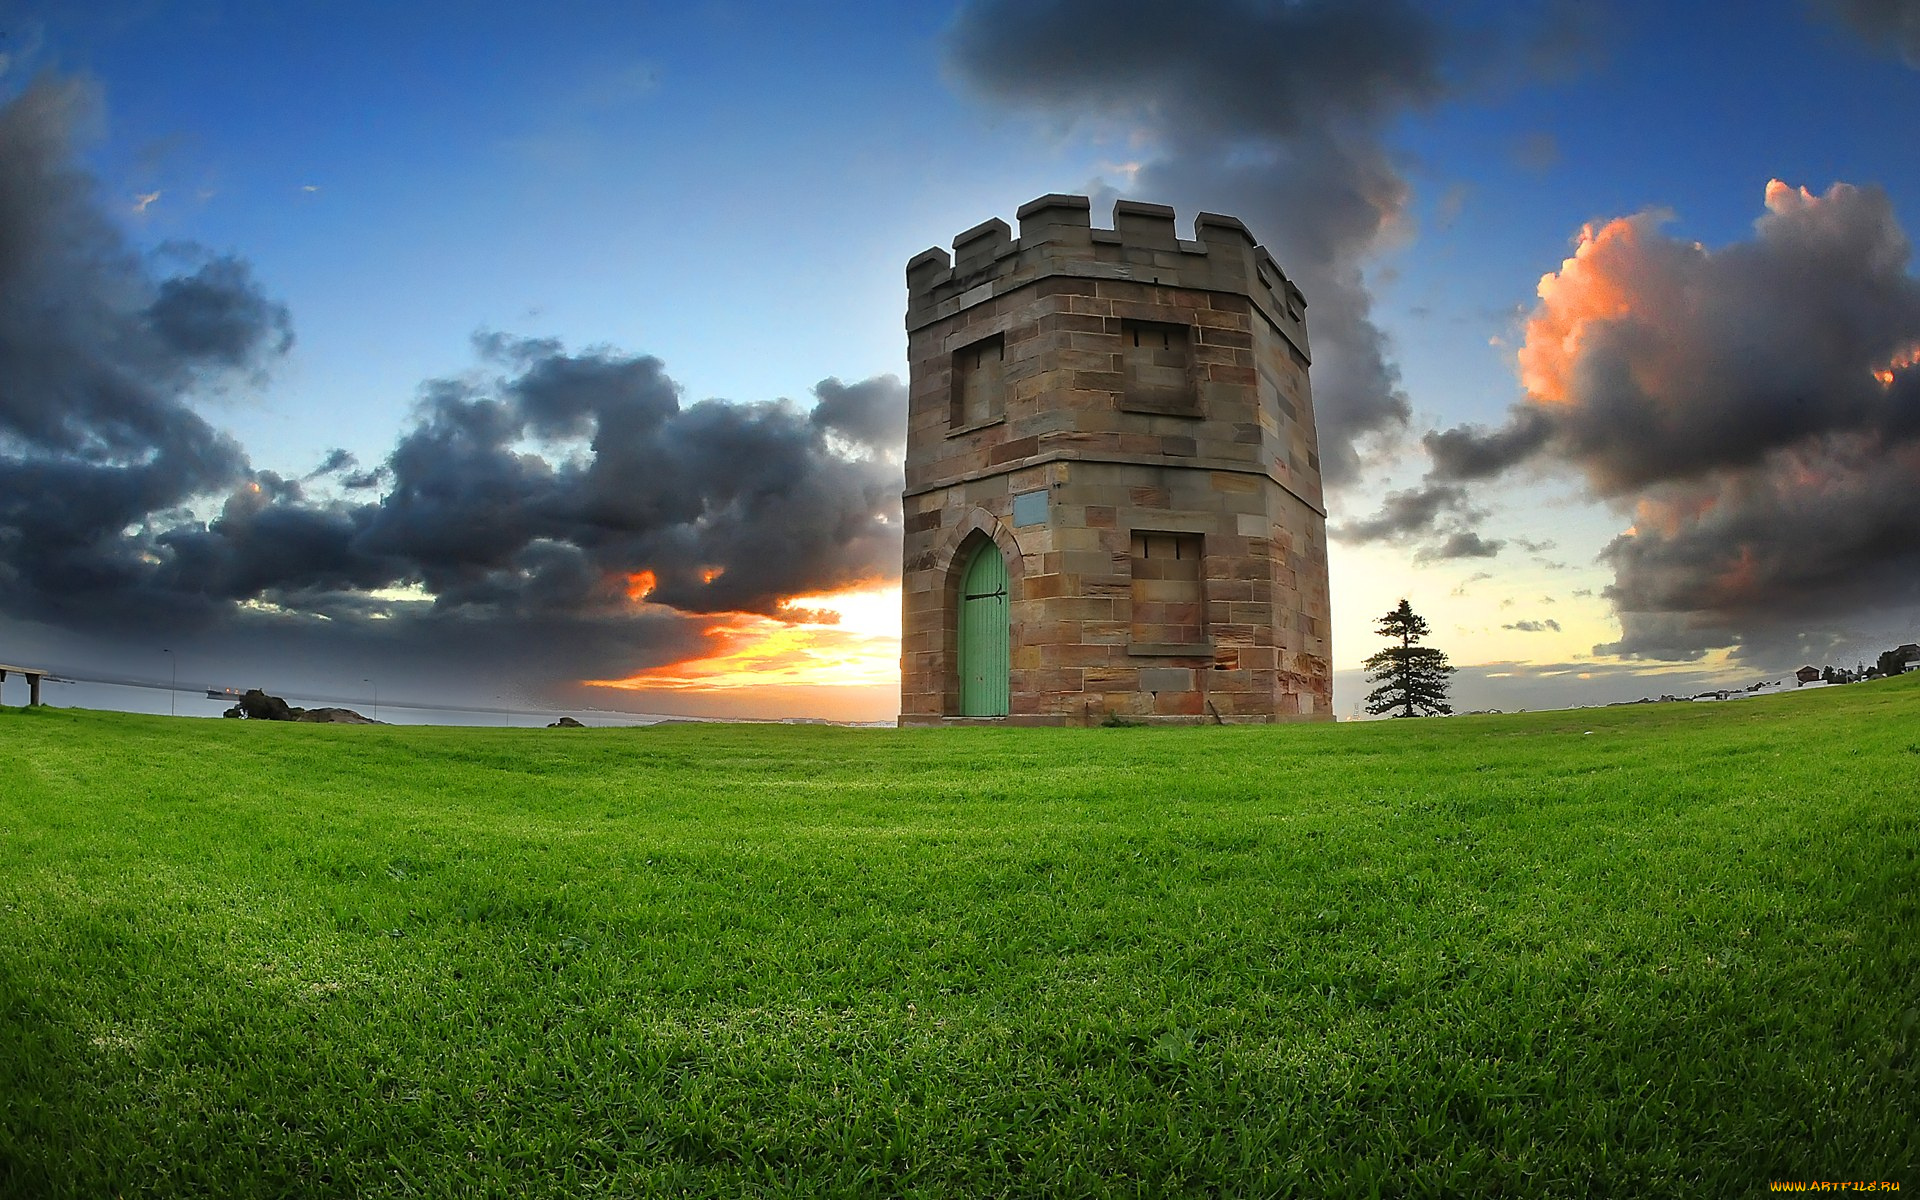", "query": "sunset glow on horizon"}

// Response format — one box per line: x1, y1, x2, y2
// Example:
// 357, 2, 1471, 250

586, 584, 902, 695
